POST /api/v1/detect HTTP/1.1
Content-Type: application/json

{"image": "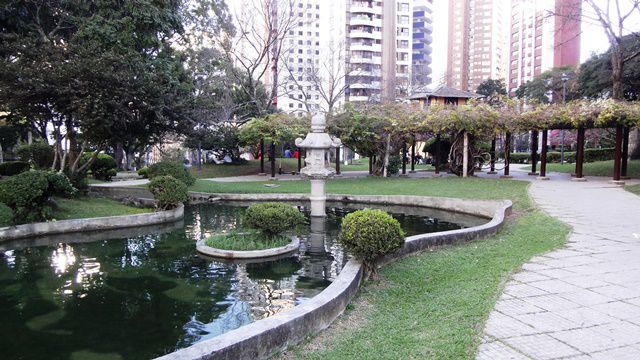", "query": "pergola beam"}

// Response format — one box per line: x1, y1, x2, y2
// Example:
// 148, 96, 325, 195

573, 127, 586, 181
529, 130, 539, 176
538, 129, 549, 180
